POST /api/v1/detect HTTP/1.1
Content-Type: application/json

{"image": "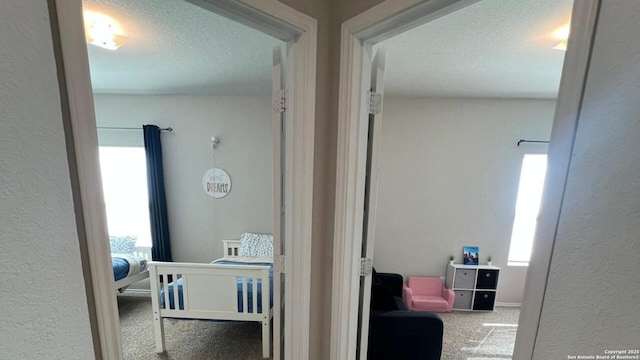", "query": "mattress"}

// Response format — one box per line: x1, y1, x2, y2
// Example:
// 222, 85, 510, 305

112, 254, 148, 282
161, 259, 273, 313
112, 257, 130, 282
